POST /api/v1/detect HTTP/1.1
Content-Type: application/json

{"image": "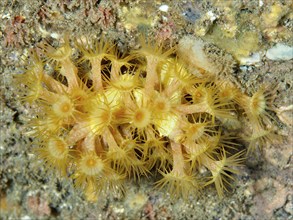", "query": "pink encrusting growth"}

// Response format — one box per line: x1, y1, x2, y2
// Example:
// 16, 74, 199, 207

18, 35, 280, 201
